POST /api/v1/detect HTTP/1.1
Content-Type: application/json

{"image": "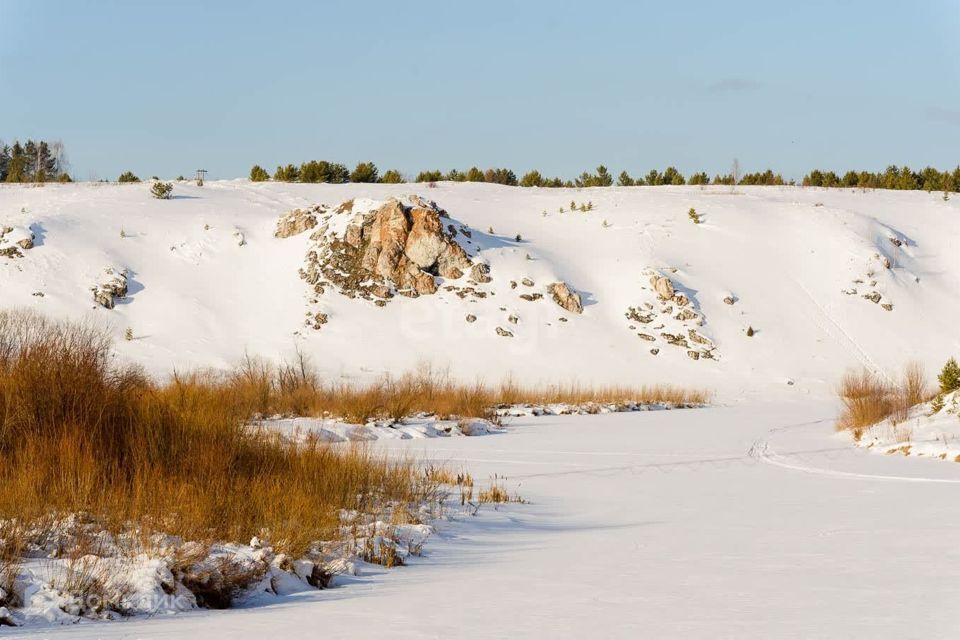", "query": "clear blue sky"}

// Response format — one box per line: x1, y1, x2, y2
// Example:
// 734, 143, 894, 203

1, 0, 958, 181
